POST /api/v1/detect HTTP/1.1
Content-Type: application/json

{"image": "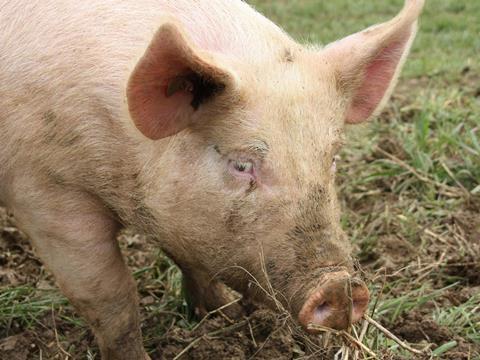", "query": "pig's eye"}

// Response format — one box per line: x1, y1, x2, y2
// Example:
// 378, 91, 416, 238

228, 159, 255, 179
233, 160, 254, 173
